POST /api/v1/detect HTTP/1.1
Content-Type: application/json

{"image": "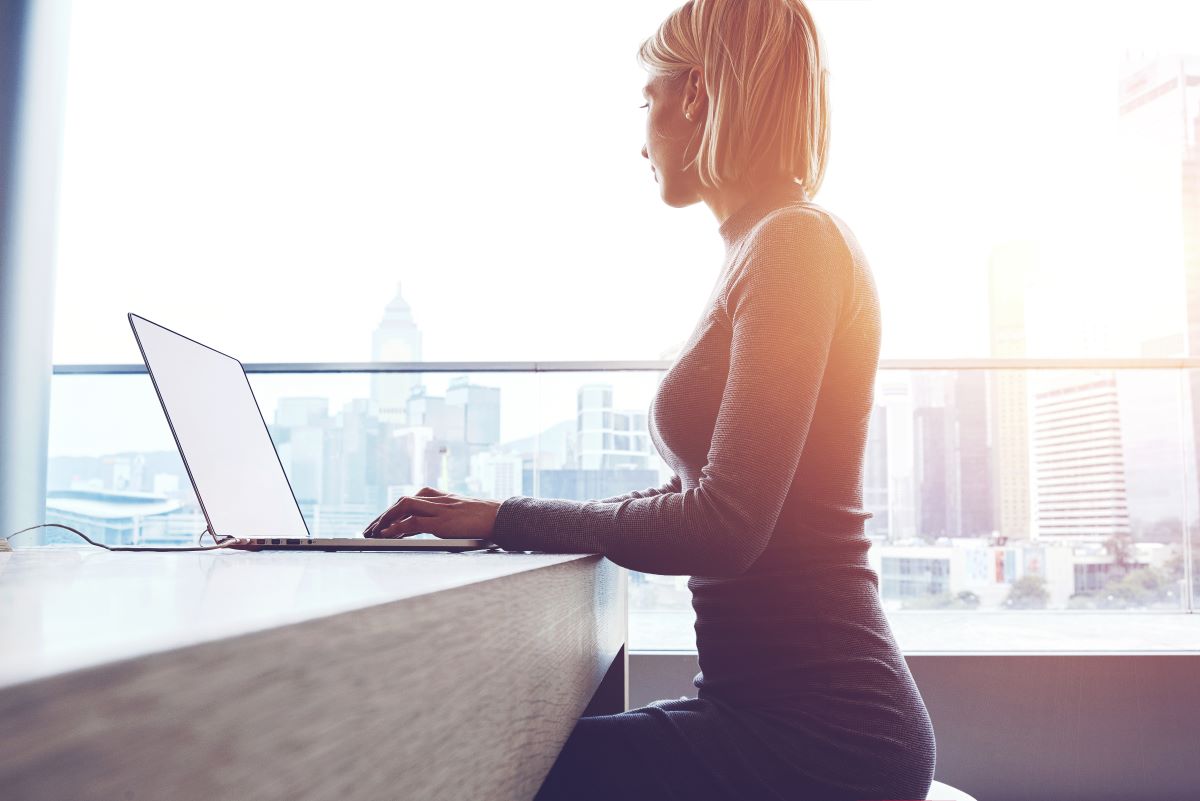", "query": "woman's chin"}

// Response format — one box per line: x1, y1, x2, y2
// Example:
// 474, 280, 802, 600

658, 181, 700, 209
